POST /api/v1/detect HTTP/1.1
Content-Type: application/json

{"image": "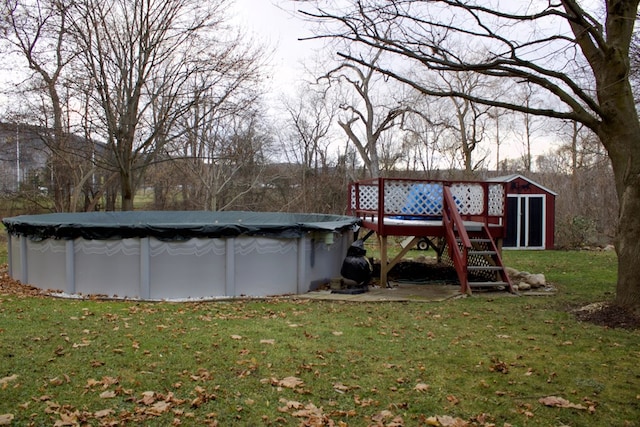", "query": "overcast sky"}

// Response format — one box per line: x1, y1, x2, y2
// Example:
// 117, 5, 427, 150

231, 0, 321, 96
